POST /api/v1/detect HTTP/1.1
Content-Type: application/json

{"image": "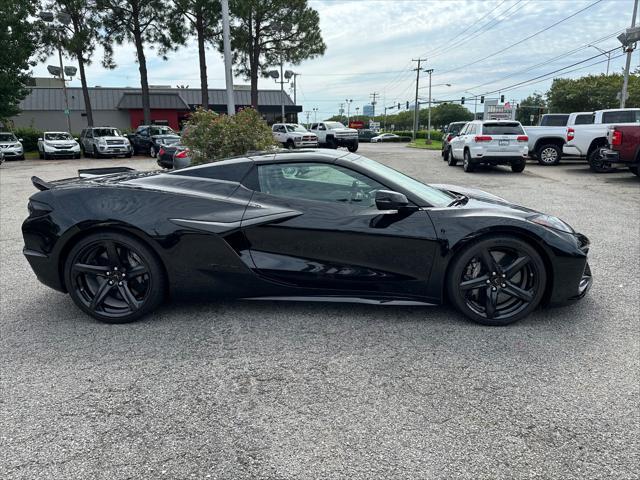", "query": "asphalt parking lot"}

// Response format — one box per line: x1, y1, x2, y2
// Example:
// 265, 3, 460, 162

1, 144, 639, 479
